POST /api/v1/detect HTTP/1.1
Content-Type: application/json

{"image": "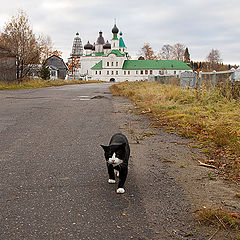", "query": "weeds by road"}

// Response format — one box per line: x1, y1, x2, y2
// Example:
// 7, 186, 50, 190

110, 81, 240, 181
0, 78, 103, 90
